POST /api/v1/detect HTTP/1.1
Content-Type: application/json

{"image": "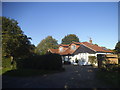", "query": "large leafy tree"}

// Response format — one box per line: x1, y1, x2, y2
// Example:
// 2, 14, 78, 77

114, 41, 120, 54
2, 17, 34, 63
114, 41, 120, 63
61, 34, 80, 44
36, 36, 58, 55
